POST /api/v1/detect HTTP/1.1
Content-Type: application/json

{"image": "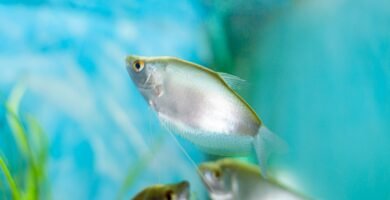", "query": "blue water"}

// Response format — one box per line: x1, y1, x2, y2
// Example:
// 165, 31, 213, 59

0, 0, 389, 199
